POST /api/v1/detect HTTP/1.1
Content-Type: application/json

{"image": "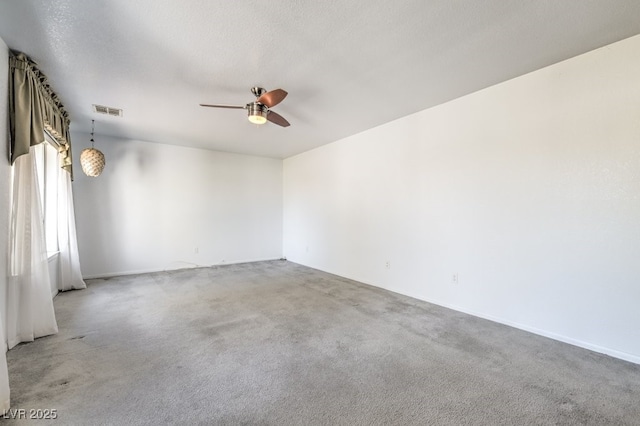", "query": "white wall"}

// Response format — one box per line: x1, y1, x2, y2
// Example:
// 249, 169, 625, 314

72, 135, 283, 278
0, 38, 12, 338
284, 35, 640, 363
